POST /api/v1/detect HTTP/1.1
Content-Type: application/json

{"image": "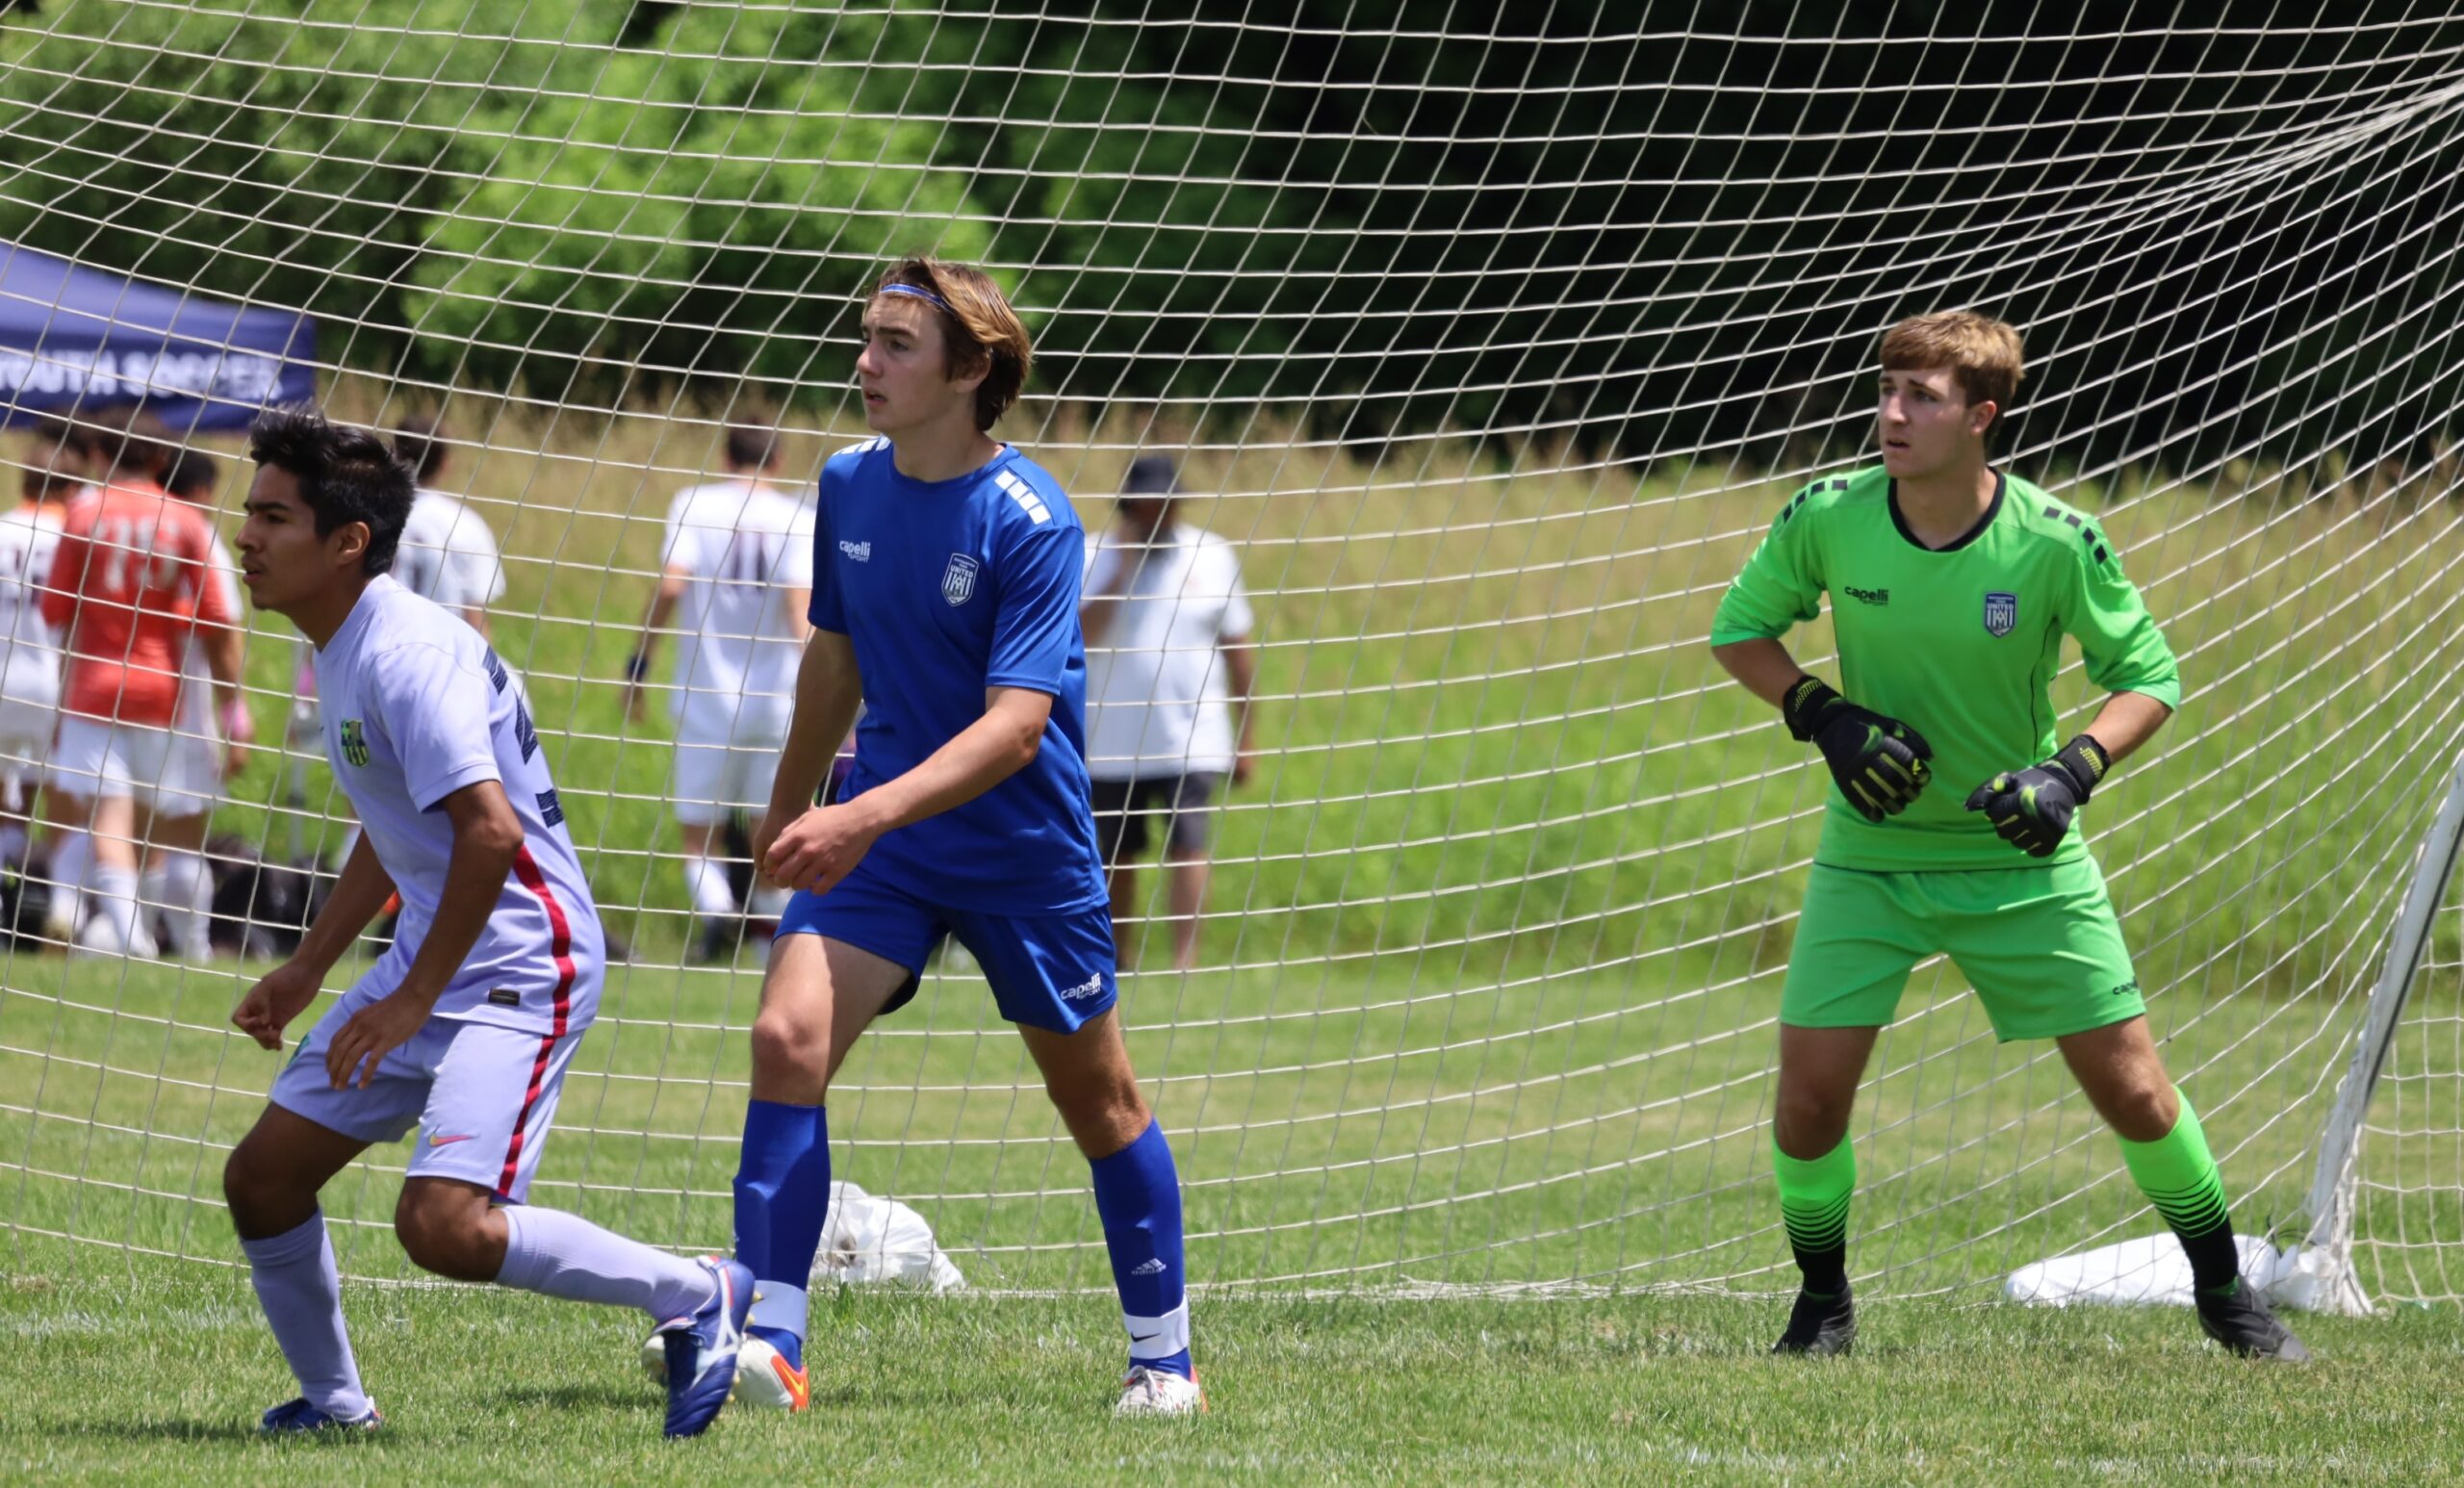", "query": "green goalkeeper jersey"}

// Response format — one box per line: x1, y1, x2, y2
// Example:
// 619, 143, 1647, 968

1709, 465, 2180, 871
